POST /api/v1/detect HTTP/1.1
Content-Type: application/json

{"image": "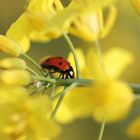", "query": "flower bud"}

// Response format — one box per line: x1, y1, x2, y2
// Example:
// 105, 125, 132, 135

0, 70, 31, 86
0, 58, 26, 69
0, 35, 22, 56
